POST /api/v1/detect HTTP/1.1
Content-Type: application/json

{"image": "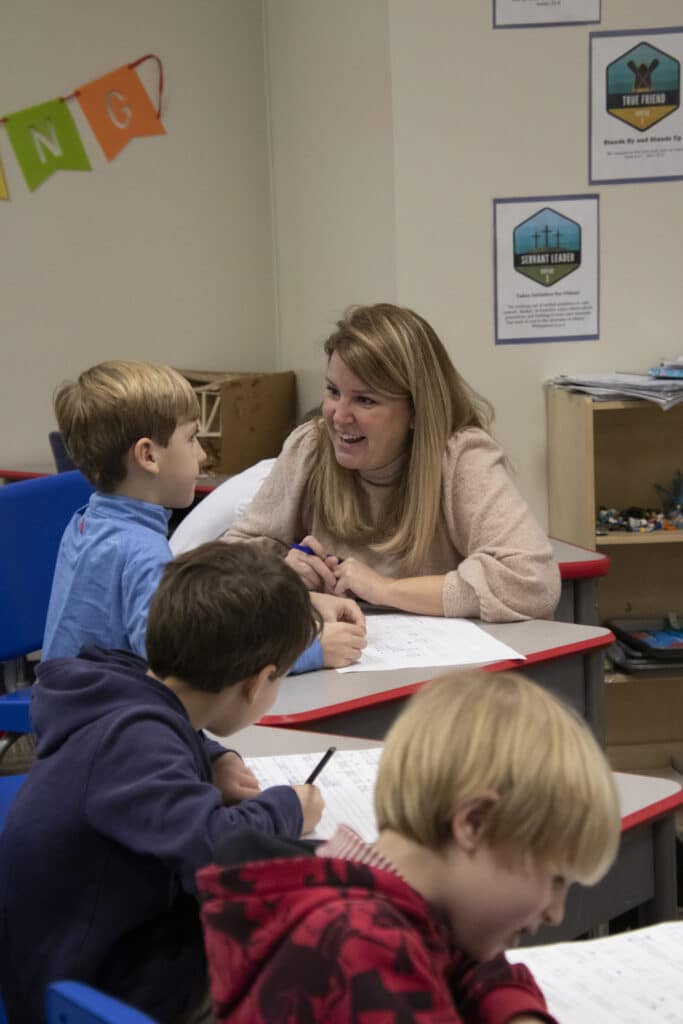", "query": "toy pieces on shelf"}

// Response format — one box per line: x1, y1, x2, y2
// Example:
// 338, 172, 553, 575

608, 617, 683, 663
596, 505, 683, 535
